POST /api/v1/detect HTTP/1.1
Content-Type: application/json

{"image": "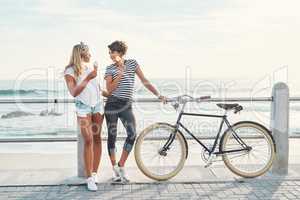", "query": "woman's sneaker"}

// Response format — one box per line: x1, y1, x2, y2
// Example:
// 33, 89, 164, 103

92, 172, 99, 184
112, 165, 122, 183
119, 167, 130, 184
86, 176, 98, 191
